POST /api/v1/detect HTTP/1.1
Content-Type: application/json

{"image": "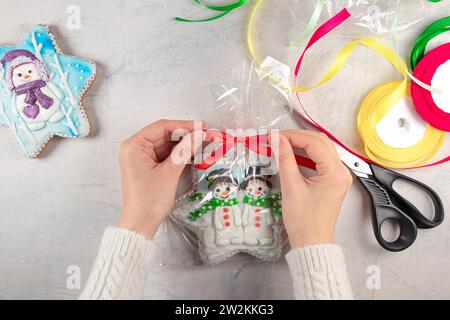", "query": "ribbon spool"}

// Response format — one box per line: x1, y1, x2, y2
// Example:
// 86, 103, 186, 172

292, 10, 446, 168
410, 16, 450, 69
412, 43, 450, 131
410, 17, 450, 131
359, 80, 445, 167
